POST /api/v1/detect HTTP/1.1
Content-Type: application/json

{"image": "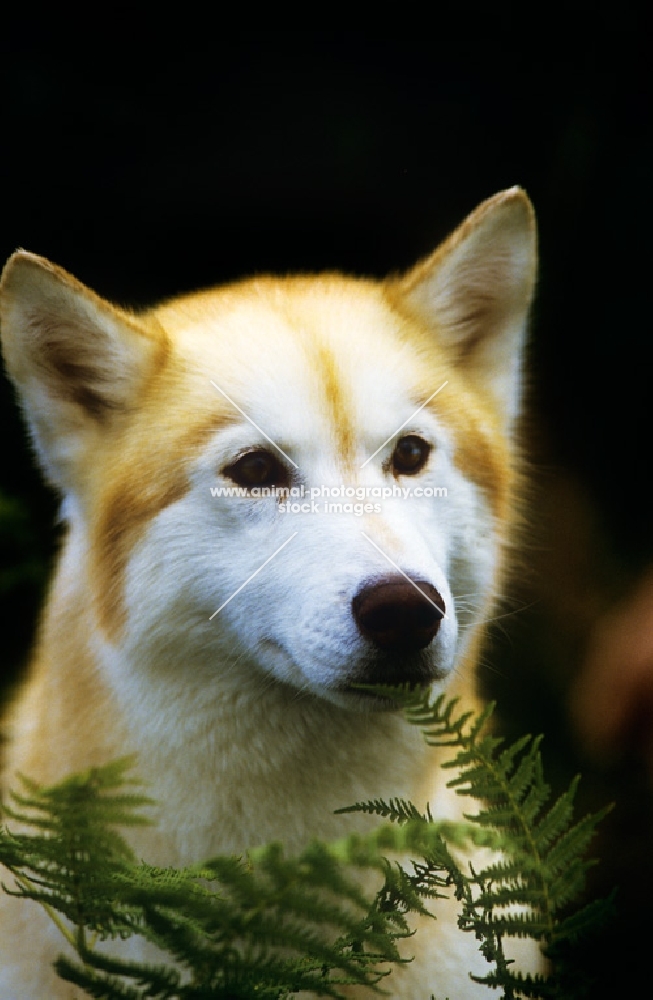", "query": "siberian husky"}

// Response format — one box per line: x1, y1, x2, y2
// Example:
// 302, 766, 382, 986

0, 188, 537, 997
